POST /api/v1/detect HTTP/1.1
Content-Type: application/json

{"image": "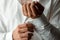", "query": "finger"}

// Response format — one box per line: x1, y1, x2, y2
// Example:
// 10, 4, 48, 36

22, 5, 25, 15
19, 23, 35, 29
20, 32, 28, 38
30, 2, 39, 18
28, 33, 33, 40
22, 38, 28, 40
18, 28, 28, 33
18, 24, 27, 29
35, 2, 44, 15
15, 38, 21, 40
28, 27, 34, 32
22, 3, 28, 16
26, 23, 35, 29
27, 3, 32, 18
20, 32, 33, 40
35, 2, 44, 11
